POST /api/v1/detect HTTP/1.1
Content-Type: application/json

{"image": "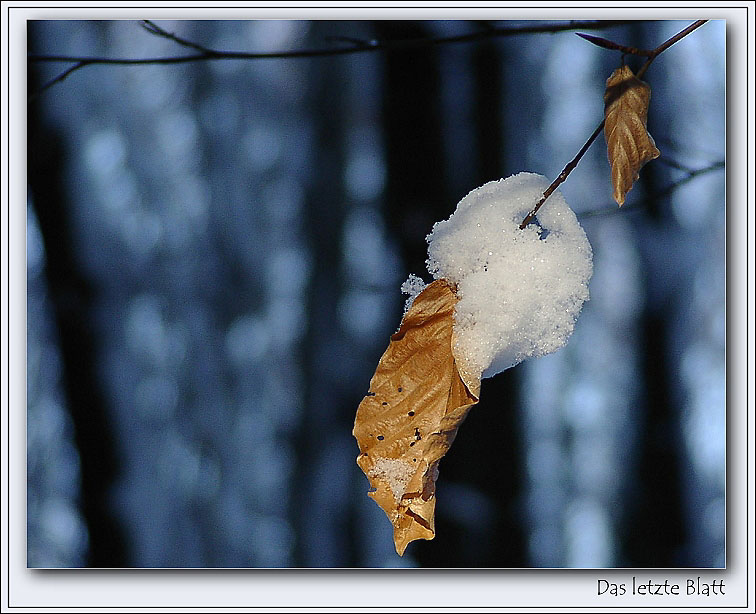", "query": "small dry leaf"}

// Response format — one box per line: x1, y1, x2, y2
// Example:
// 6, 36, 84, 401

353, 279, 480, 556
604, 64, 661, 205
